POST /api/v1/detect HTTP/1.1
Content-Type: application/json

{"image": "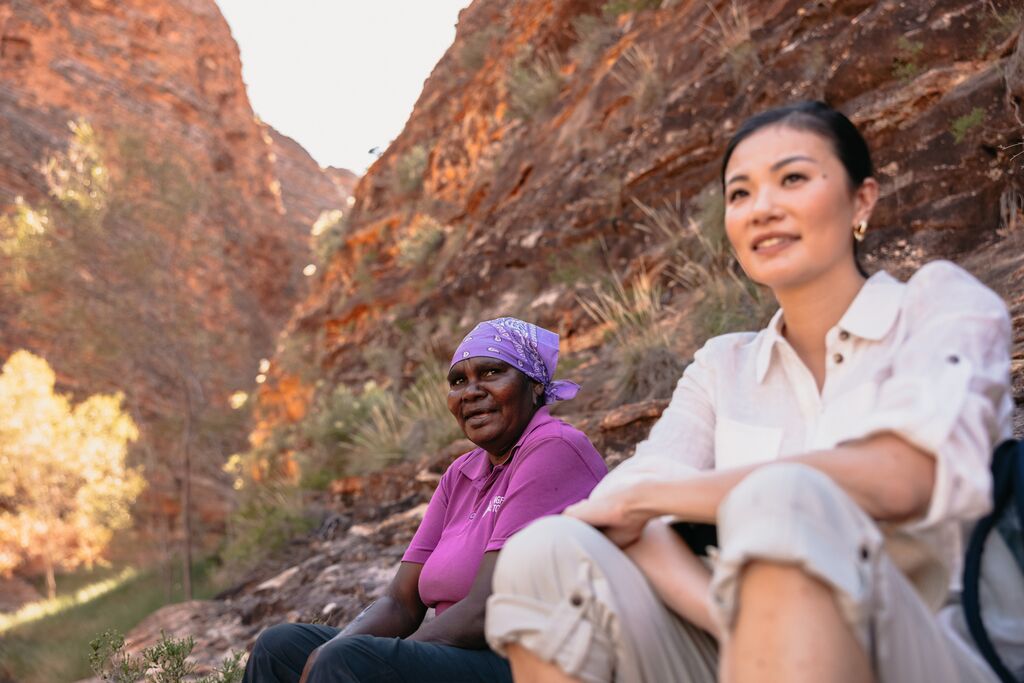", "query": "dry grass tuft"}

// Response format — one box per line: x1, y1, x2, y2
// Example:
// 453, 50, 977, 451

578, 270, 685, 404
